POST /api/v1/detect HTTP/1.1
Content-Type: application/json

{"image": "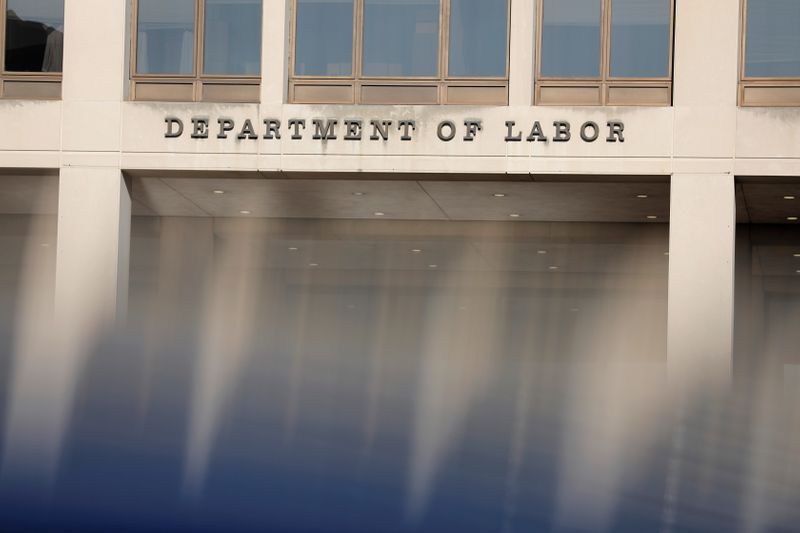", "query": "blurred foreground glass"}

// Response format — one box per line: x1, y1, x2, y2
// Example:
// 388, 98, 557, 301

540, 0, 601, 78
5, 0, 64, 72
362, 0, 440, 77
745, 0, 800, 77
136, 0, 196, 75
448, 0, 507, 78
203, 0, 261, 75
294, 0, 354, 76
